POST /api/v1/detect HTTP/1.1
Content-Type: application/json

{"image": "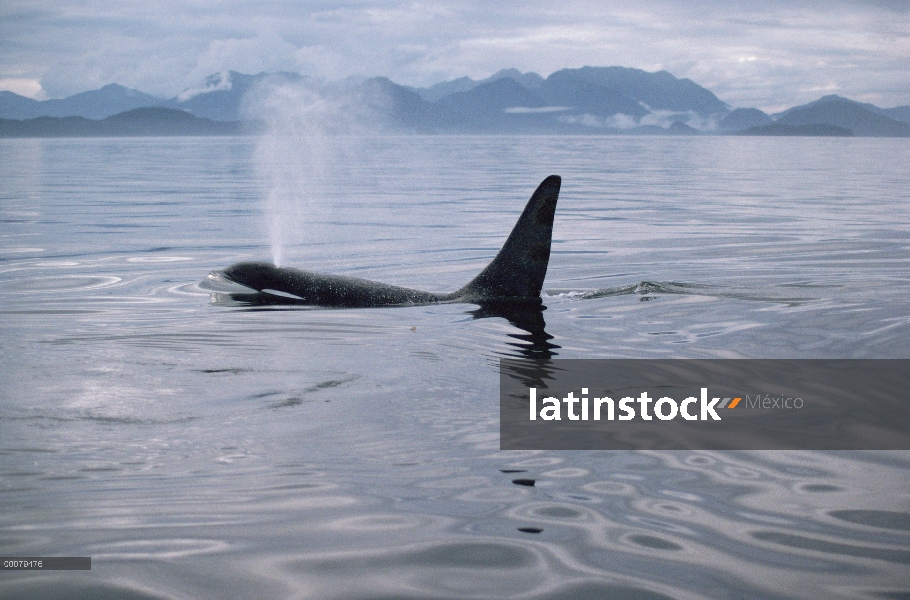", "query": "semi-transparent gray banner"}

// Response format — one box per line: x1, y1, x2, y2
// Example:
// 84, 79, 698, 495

500, 360, 910, 450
